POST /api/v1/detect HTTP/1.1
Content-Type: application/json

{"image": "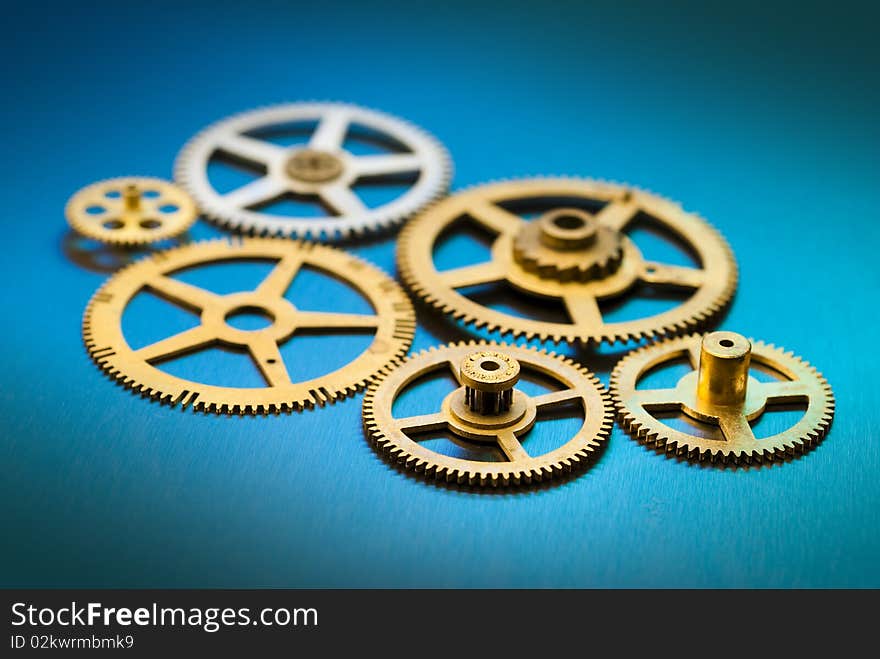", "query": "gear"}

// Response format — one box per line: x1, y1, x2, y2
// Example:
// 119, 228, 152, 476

513, 207, 624, 280
174, 102, 452, 241
65, 177, 197, 246
610, 331, 835, 466
83, 237, 415, 414
363, 341, 613, 487
397, 178, 737, 344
